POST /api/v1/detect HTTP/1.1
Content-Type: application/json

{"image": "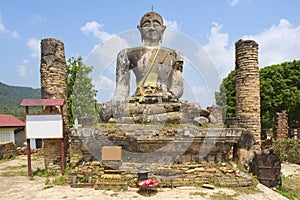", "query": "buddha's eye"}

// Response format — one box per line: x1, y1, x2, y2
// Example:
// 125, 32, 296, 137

142, 21, 150, 28
153, 20, 161, 27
